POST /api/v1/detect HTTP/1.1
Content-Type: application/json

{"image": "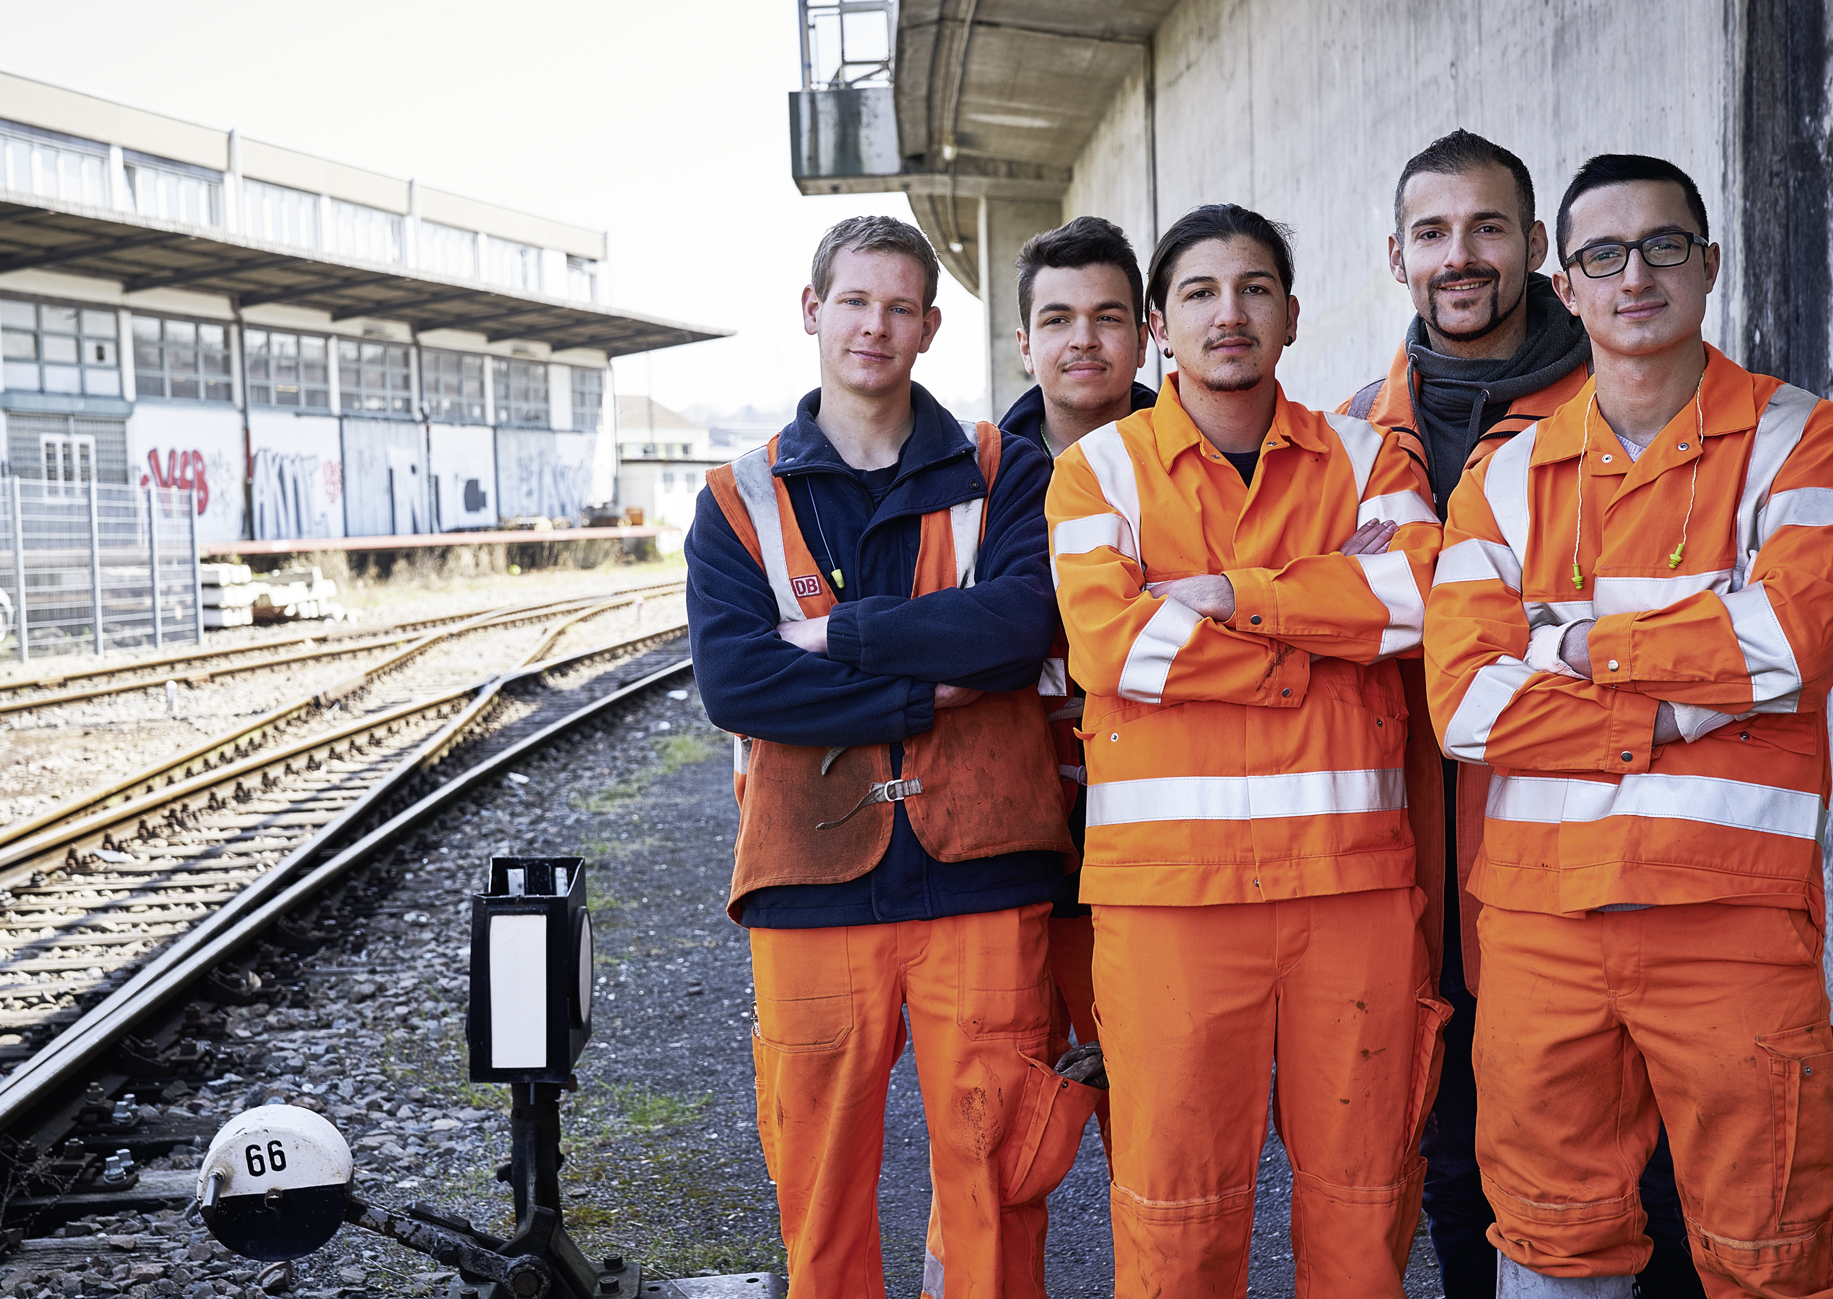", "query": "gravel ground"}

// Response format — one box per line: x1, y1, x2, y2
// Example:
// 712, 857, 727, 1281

0, 678, 1450, 1297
